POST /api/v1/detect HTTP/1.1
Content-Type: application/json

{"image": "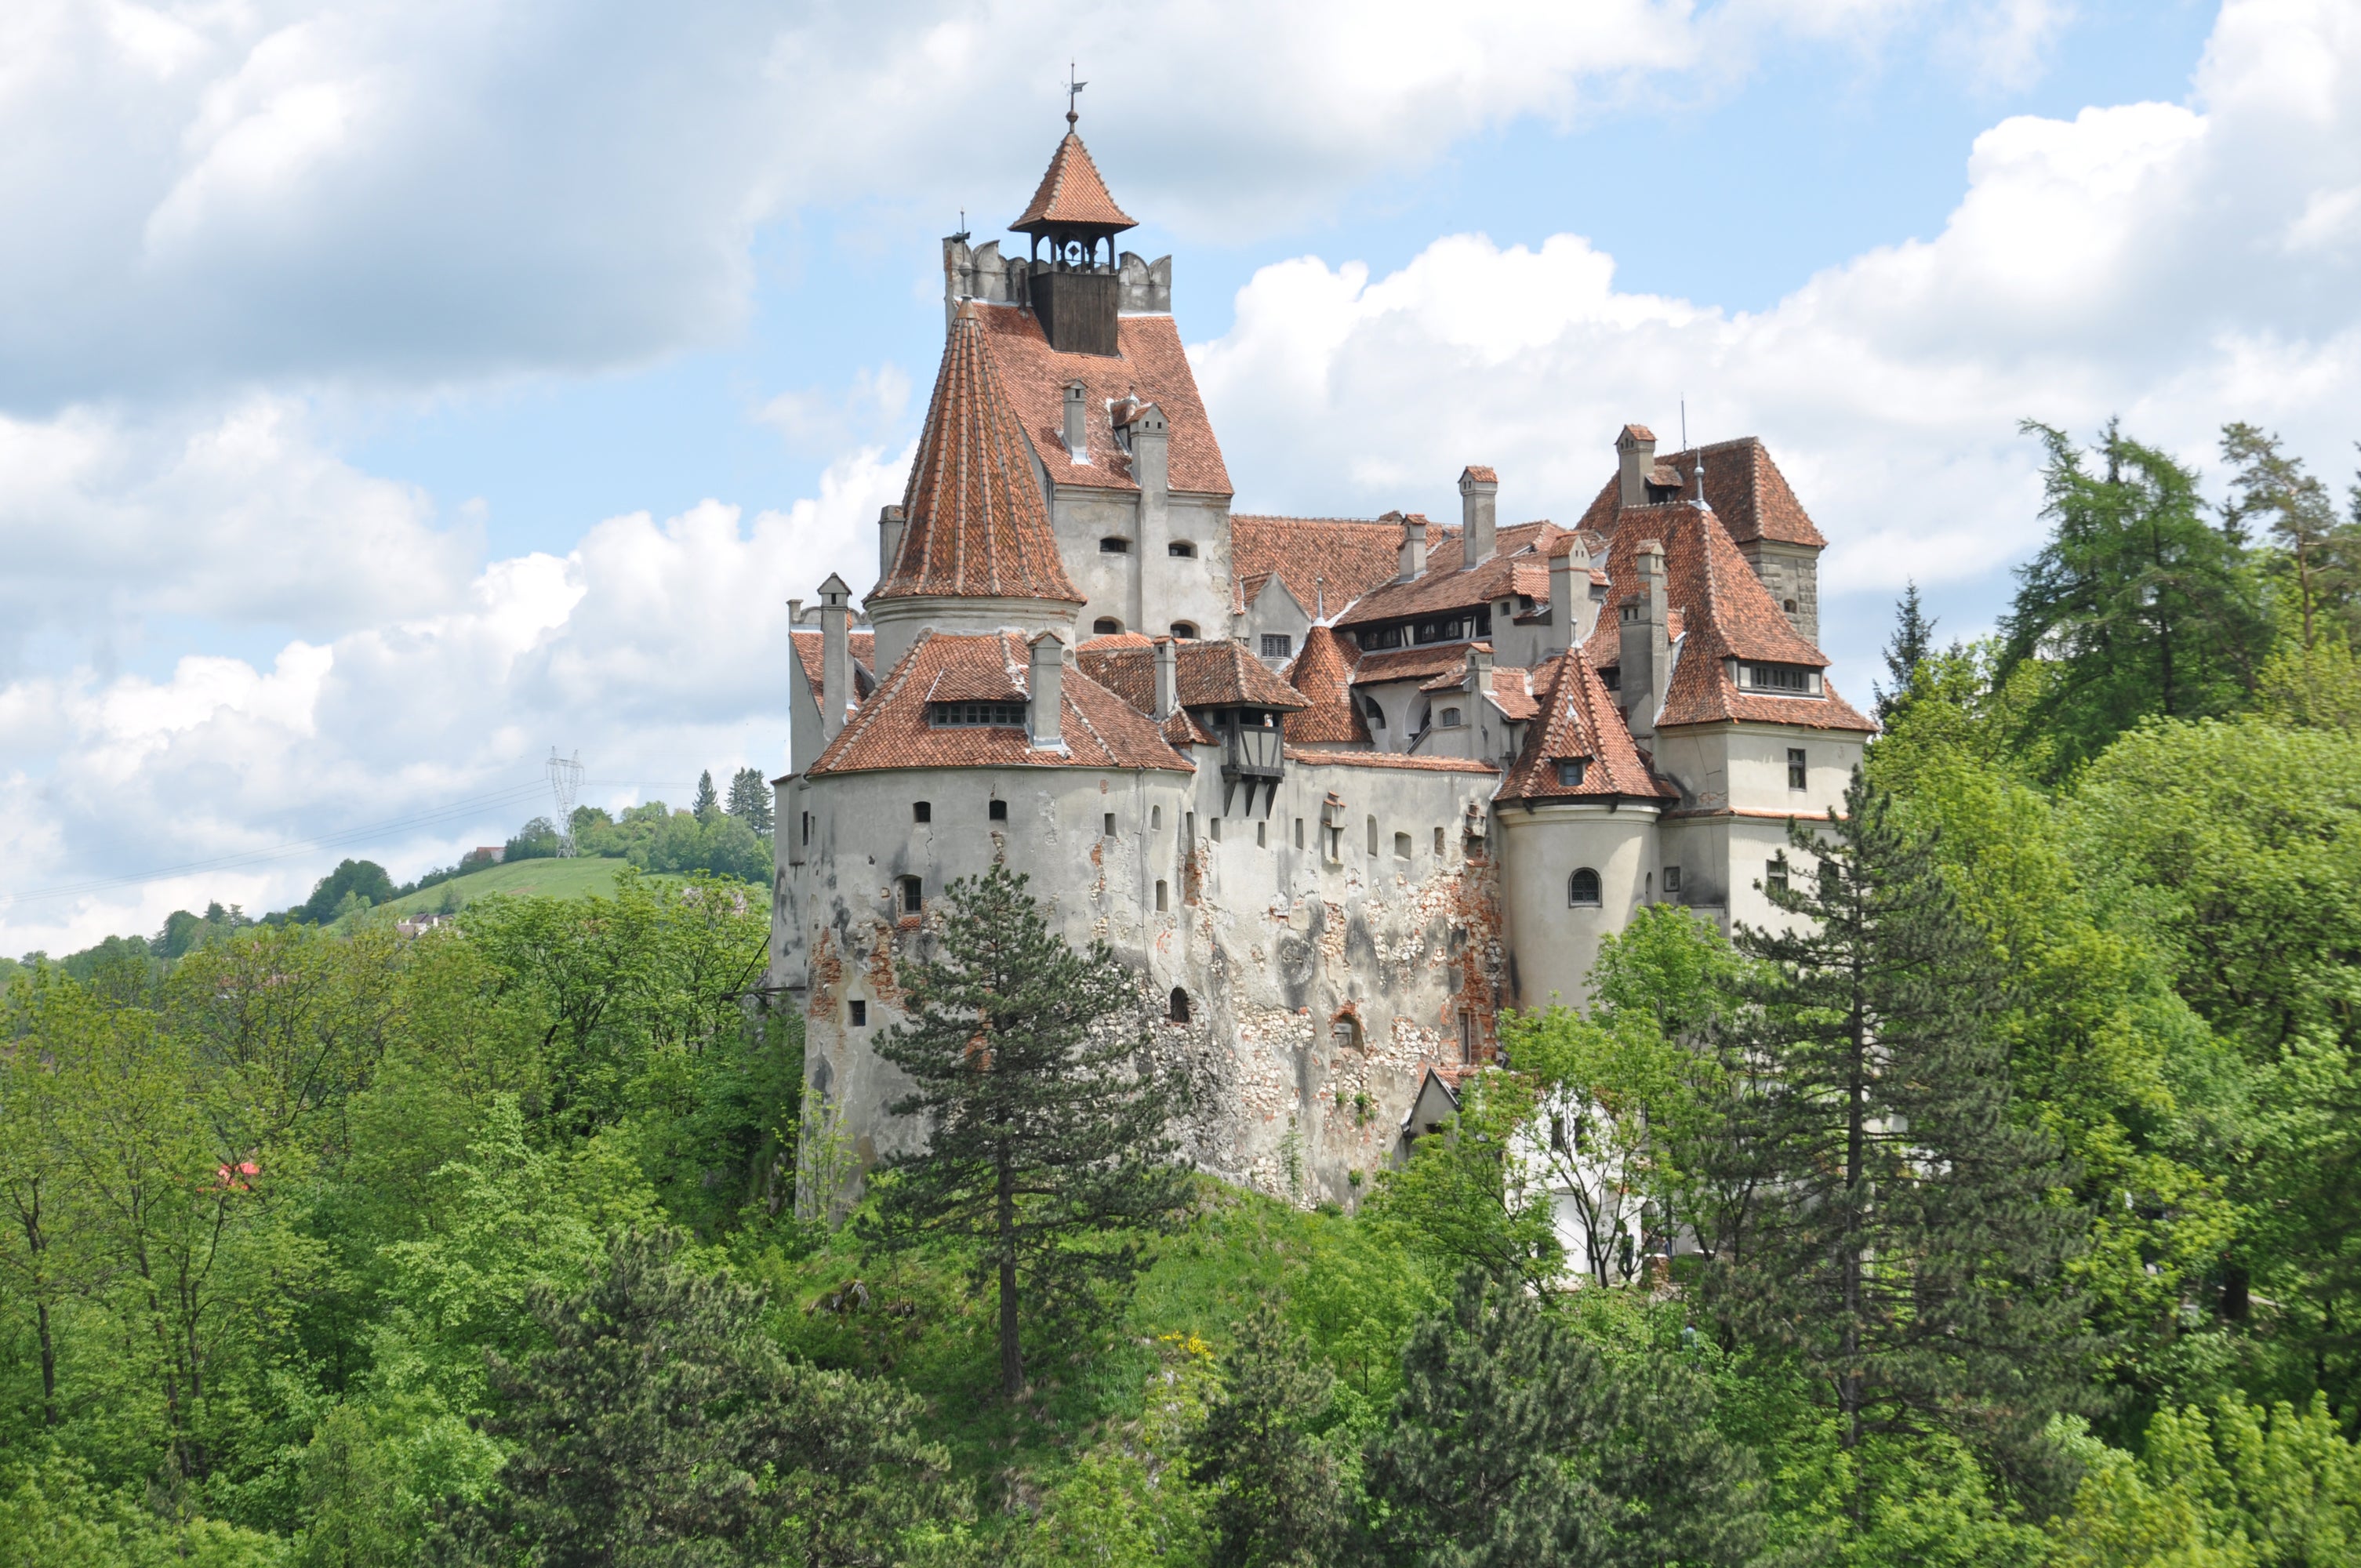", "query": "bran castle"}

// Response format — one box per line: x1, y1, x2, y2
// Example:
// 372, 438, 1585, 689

769, 119, 1872, 1203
